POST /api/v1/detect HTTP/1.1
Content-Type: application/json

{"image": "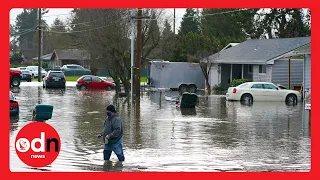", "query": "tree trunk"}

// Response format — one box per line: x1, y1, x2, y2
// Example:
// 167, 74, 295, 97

206, 80, 211, 95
